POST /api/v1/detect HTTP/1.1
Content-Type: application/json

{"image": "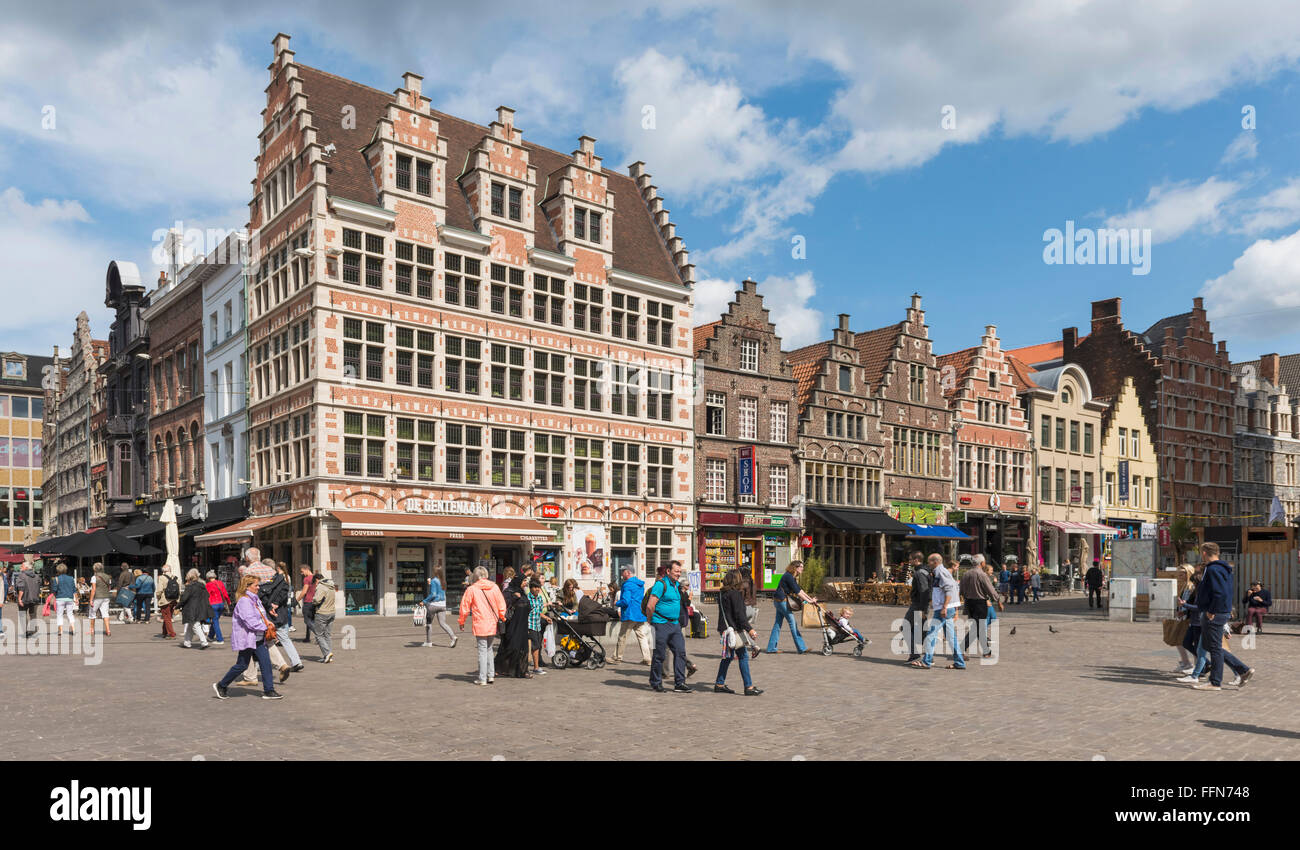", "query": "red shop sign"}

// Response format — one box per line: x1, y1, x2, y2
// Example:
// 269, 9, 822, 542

800, 535, 813, 549
538, 504, 562, 519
